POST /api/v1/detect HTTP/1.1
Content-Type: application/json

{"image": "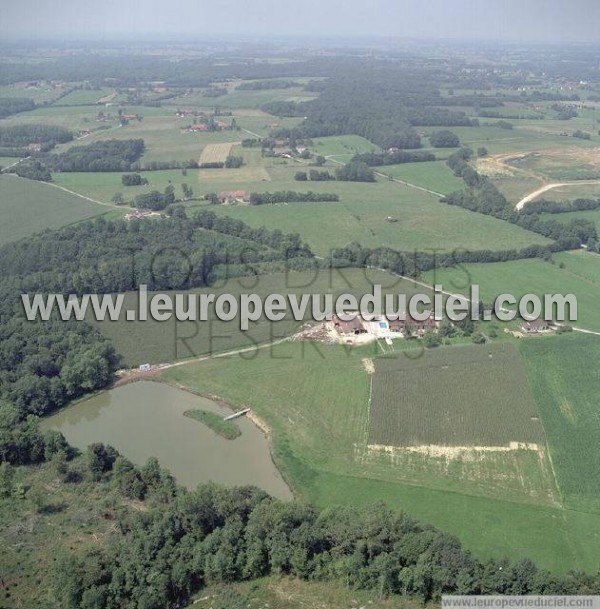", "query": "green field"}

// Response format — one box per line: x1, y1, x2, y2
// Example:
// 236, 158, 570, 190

48, 148, 551, 257
0, 175, 107, 246
170, 87, 318, 109
506, 150, 600, 181
311, 135, 380, 158
439, 123, 598, 156
91, 268, 426, 366
422, 251, 600, 332
369, 343, 544, 447
204, 175, 552, 256
53, 88, 118, 106
52, 169, 198, 203
381, 160, 466, 194
521, 333, 600, 514
162, 340, 600, 572
0, 83, 67, 104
